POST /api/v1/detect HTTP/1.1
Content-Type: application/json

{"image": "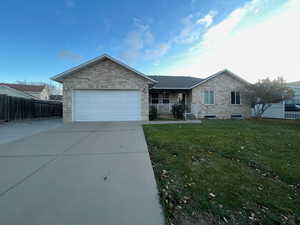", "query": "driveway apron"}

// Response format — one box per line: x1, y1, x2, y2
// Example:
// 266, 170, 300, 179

0, 122, 164, 225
